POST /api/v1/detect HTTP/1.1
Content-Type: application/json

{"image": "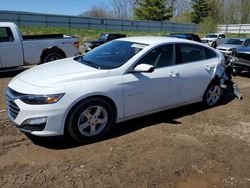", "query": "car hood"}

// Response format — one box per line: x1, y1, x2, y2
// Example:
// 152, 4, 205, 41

12, 58, 109, 87
235, 46, 250, 54
217, 44, 241, 50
